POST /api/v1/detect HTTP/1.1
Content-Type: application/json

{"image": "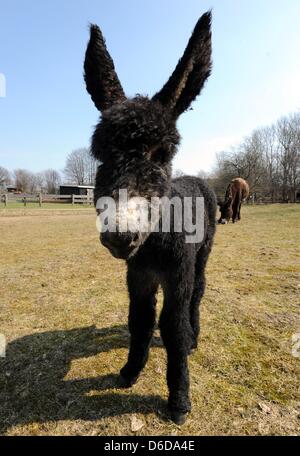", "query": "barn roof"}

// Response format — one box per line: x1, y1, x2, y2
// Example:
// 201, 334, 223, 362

60, 184, 95, 189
